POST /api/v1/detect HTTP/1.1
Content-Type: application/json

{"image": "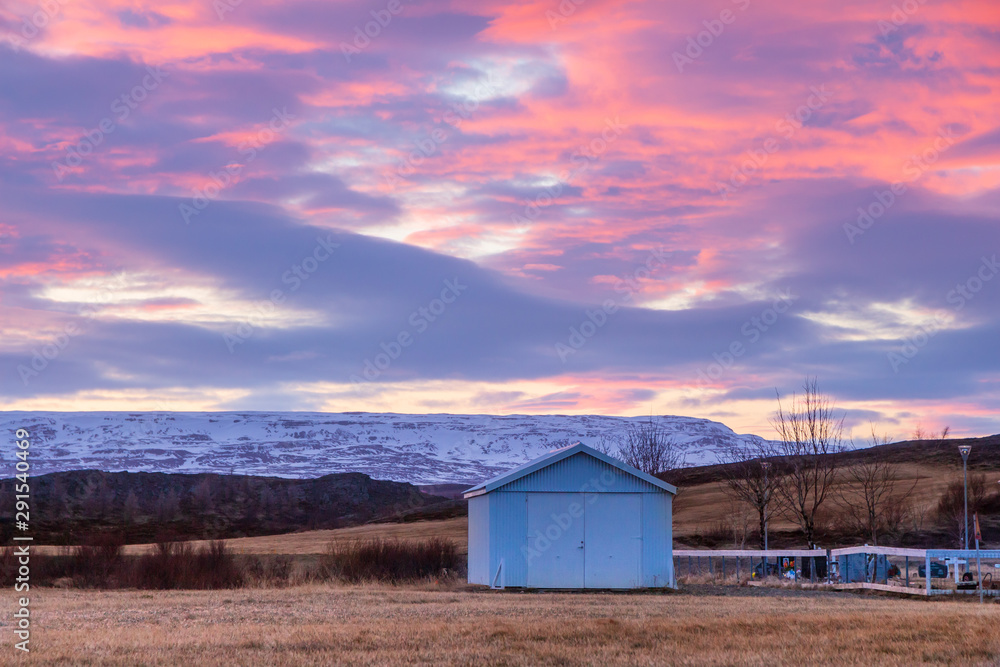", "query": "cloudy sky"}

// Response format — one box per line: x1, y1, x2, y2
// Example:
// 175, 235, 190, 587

1, 0, 999, 438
